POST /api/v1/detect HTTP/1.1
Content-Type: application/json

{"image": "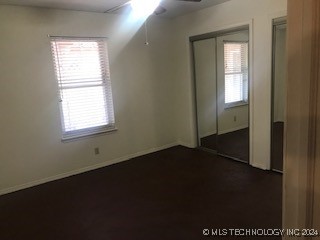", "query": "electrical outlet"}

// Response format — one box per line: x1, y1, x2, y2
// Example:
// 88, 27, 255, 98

94, 147, 100, 155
